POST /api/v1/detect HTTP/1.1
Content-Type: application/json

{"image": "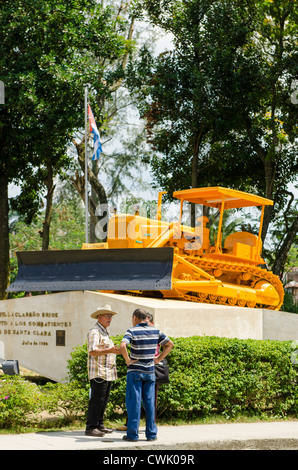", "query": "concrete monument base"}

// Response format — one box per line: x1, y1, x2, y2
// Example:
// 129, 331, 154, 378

0, 291, 297, 382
